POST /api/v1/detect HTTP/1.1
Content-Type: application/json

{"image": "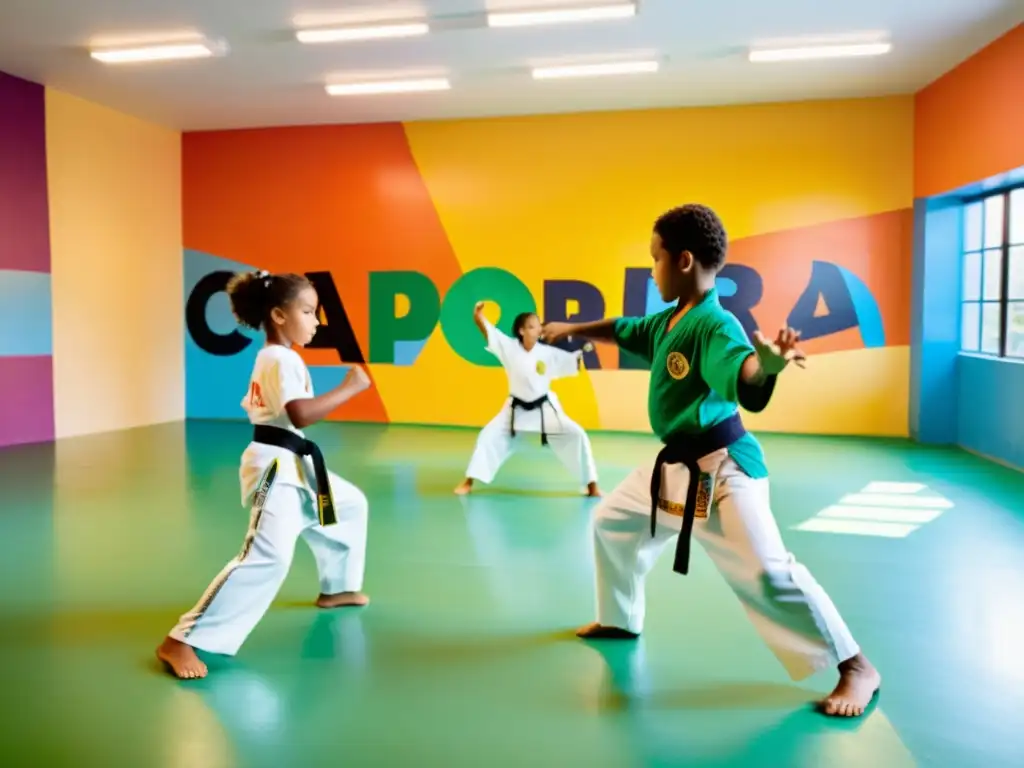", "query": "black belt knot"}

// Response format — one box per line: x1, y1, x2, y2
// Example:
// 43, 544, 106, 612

650, 413, 746, 575
252, 425, 337, 526
510, 394, 553, 446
